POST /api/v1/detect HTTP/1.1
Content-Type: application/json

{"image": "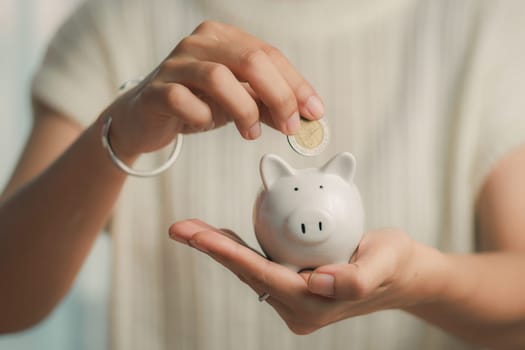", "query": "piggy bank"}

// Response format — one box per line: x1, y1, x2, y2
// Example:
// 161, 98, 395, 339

253, 152, 364, 272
